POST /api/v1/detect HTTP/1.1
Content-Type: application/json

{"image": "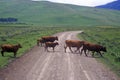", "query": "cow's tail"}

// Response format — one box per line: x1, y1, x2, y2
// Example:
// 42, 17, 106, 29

0, 44, 2, 51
